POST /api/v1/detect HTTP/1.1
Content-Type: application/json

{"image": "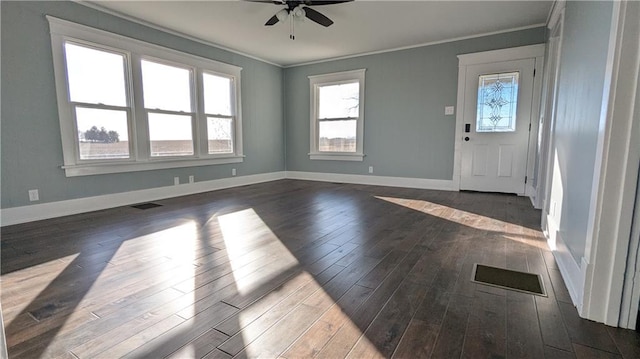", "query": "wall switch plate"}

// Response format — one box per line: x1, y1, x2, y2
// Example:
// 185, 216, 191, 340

445, 106, 455, 115
189, 175, 194, 184
232, 168, 237, 176
28, 189, 39, 201
368, 166, 374, 174
174, 177, 180, 185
